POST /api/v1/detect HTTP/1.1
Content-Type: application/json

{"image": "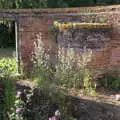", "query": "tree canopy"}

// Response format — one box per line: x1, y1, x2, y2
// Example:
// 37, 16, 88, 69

0, 0, 120, 9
